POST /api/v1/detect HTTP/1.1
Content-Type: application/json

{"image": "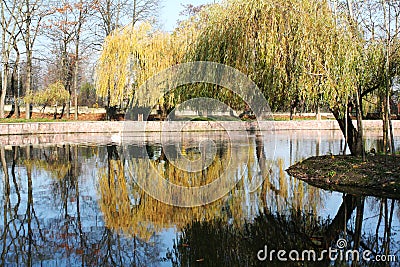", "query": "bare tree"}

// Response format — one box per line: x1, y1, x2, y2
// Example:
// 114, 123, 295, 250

45, 1, 75, 117
0, 0, 21, 118
17, 0, 48, 119
44, 0, 92, 118
132, 0, 161, 26
72, 0, 97, 120
92, 0, 161, 43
